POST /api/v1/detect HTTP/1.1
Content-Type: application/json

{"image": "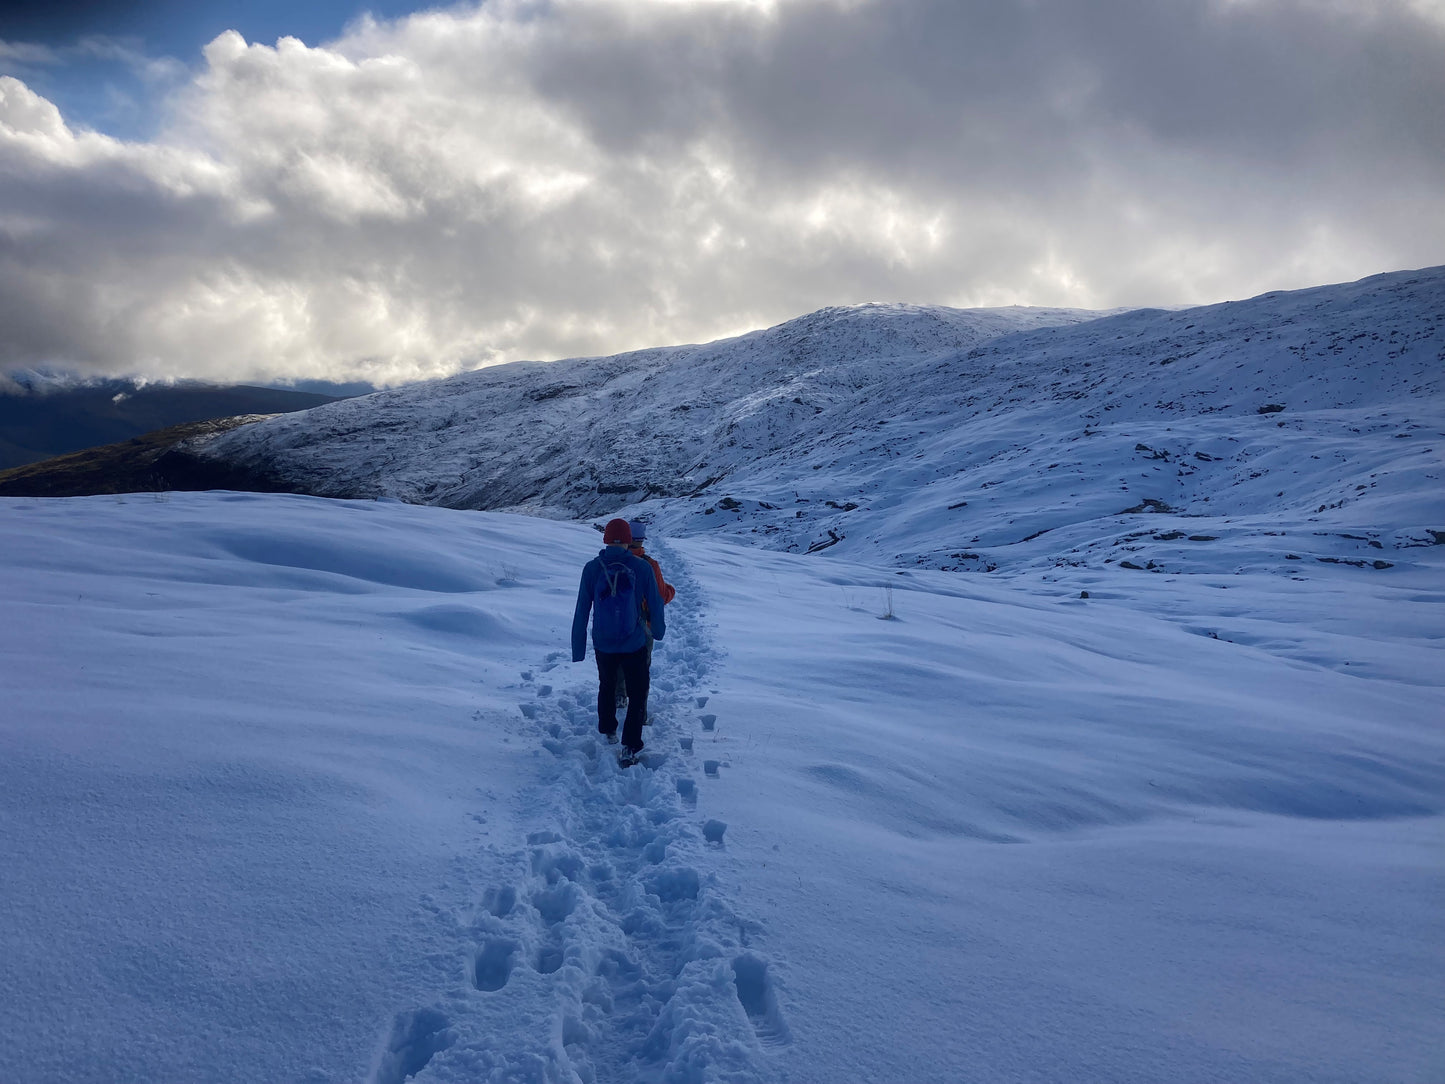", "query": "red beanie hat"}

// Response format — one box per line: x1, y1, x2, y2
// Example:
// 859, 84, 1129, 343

603, 518, 633, 545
